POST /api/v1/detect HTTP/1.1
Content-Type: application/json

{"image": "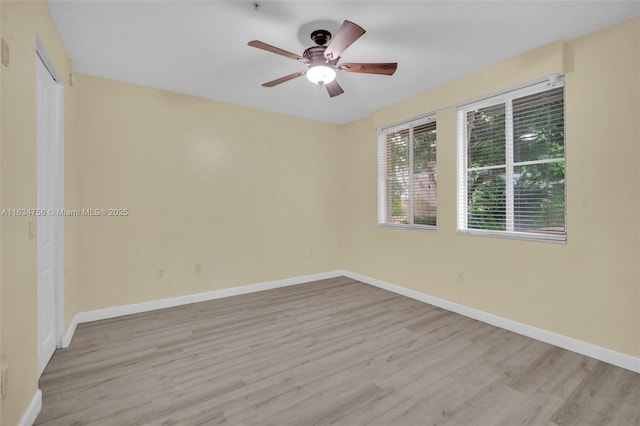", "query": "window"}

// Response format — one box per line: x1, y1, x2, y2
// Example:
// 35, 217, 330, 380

457, 77, 566, 241
378, 115, 437, 229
